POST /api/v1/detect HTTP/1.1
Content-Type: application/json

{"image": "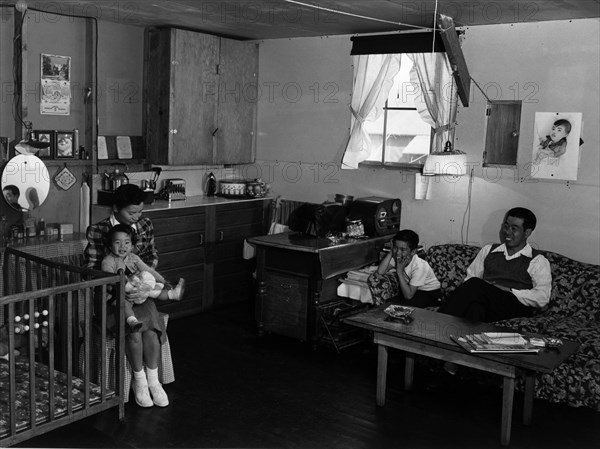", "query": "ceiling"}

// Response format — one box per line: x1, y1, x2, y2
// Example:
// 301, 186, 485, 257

1, 0, 599, 40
